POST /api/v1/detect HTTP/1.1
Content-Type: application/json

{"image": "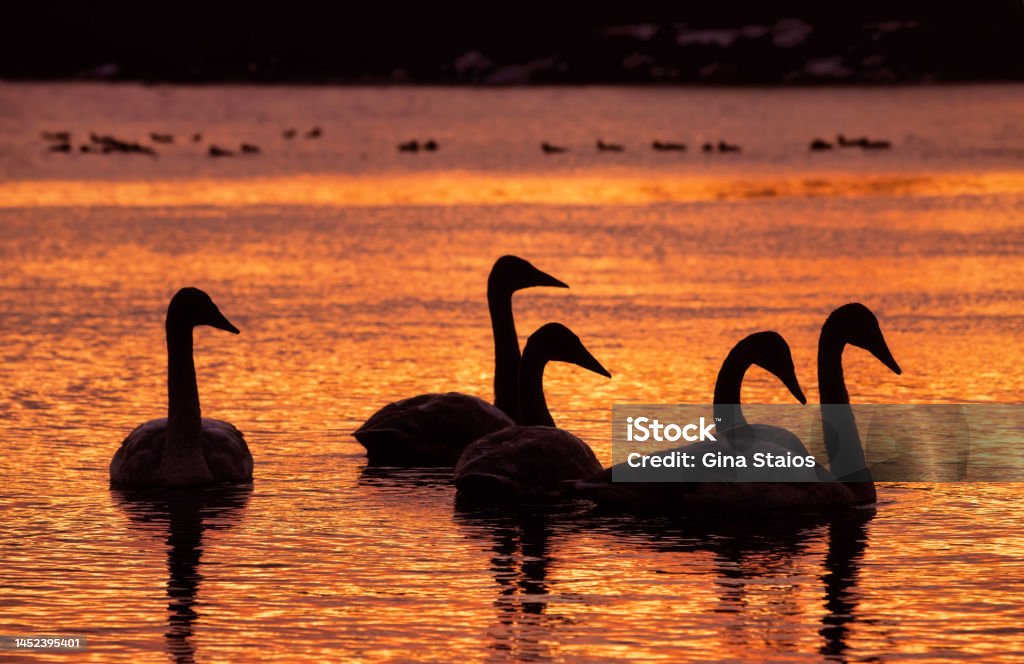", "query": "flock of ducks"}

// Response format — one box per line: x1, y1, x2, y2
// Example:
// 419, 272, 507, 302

109, 256, 903, 515
42, 130, 893, 158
